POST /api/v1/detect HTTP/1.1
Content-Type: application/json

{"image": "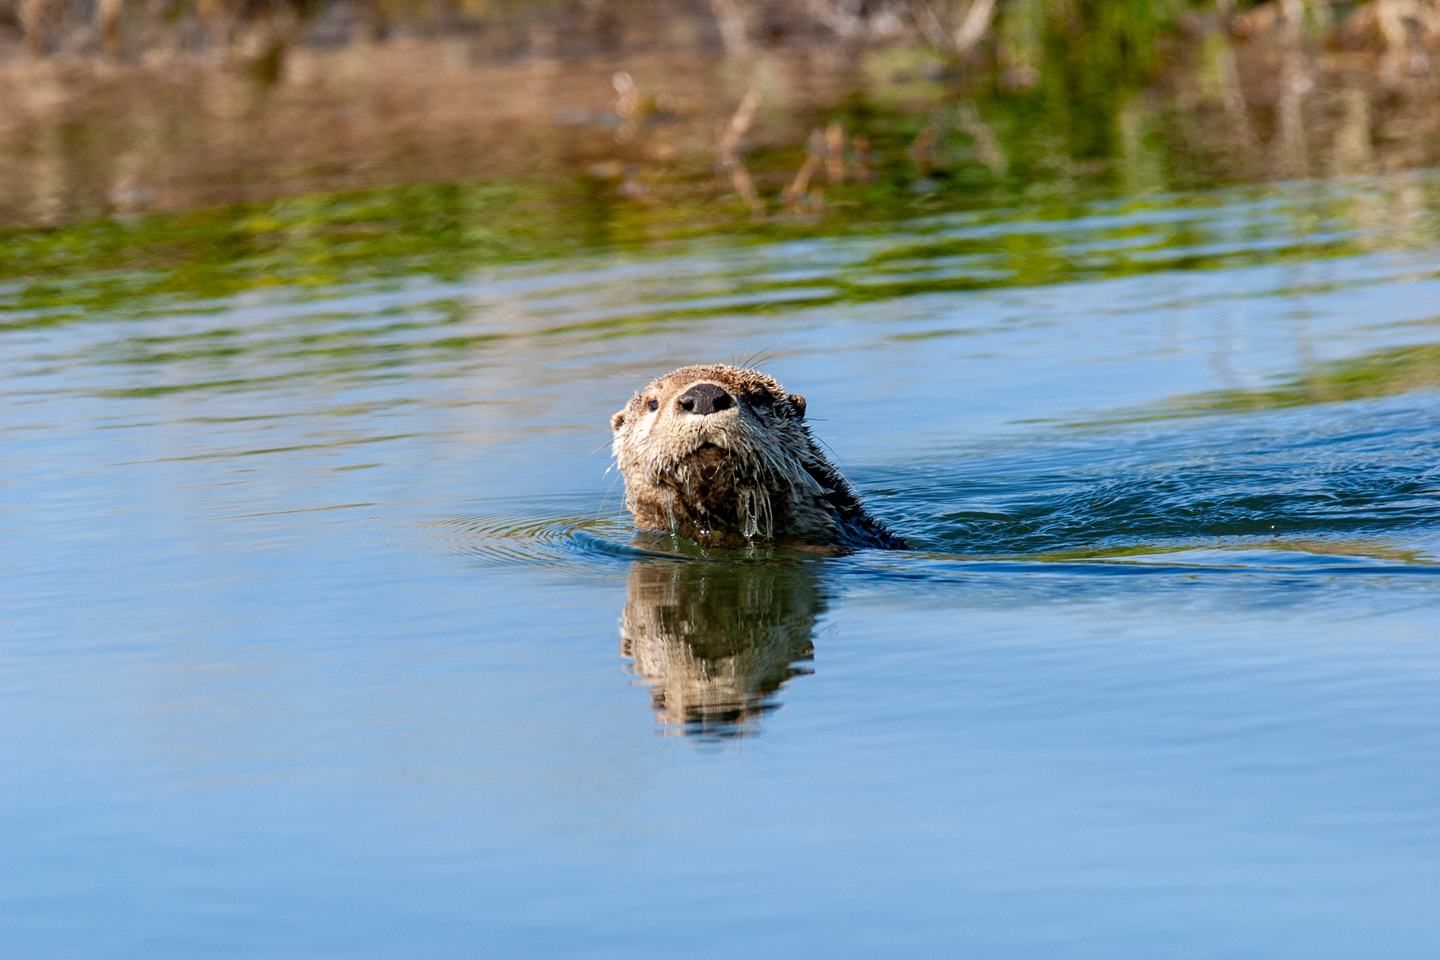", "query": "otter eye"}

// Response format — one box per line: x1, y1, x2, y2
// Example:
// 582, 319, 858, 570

646, 398, 658, 412
751, 389, 774, 407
